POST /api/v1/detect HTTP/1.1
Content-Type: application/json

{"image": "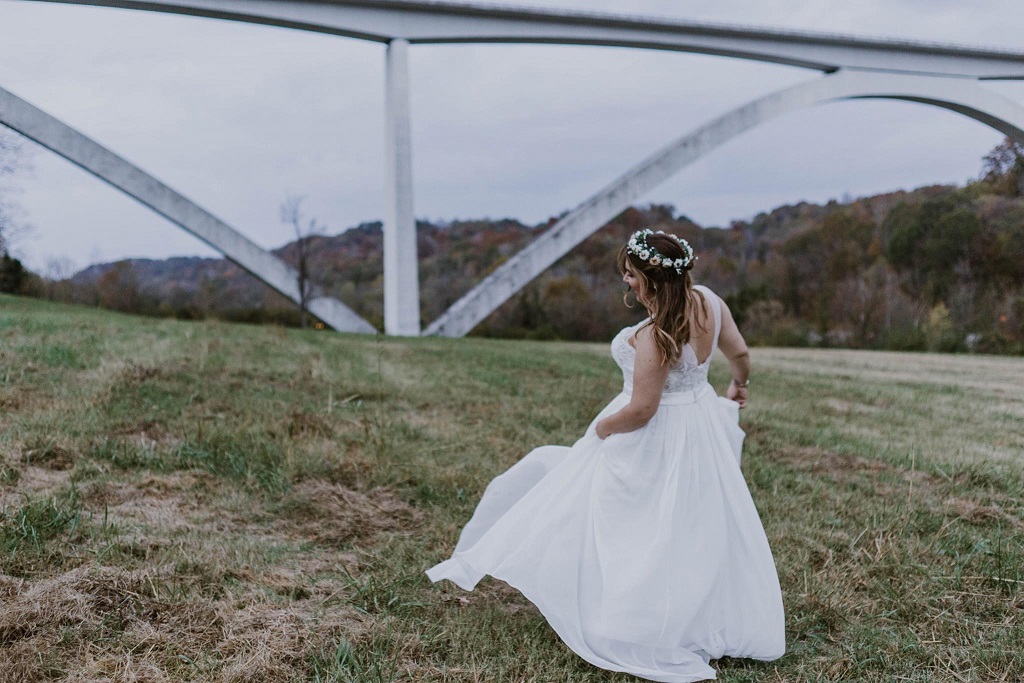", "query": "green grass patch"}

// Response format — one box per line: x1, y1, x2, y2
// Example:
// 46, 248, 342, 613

0, 488, 82, 574
0, 294, 1022, 681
